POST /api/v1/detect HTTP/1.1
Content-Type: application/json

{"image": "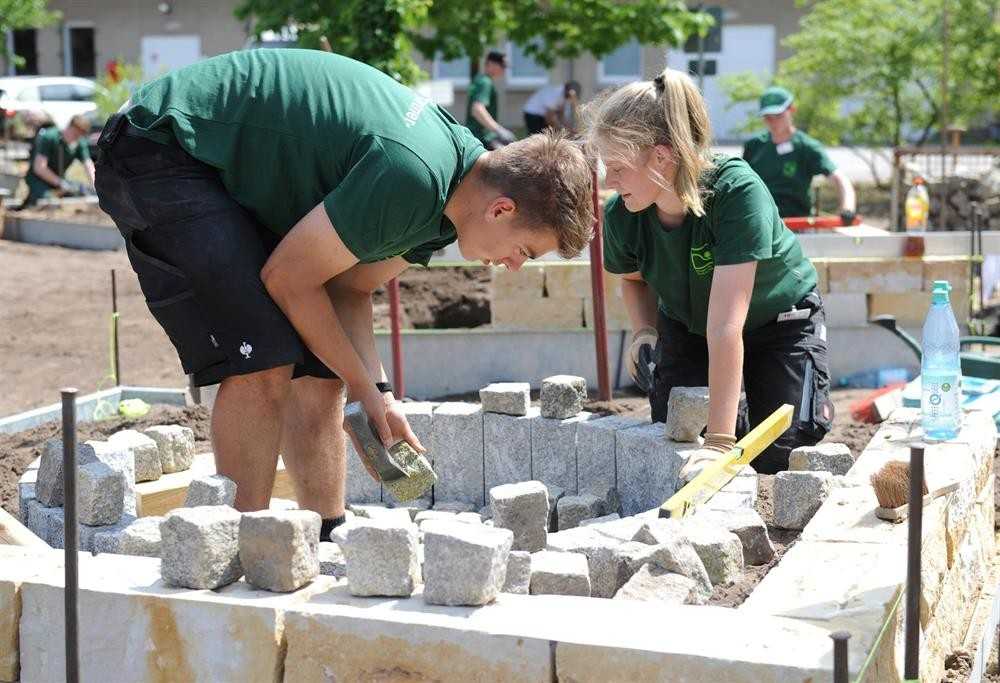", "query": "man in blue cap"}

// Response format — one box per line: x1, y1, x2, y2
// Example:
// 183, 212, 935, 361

743, 86, 856, 224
